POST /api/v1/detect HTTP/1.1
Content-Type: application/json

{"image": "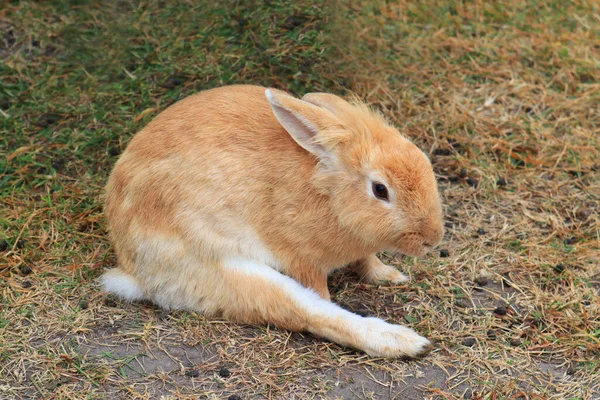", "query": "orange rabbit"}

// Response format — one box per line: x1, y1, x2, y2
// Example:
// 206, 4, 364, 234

101, 85, 444, 358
